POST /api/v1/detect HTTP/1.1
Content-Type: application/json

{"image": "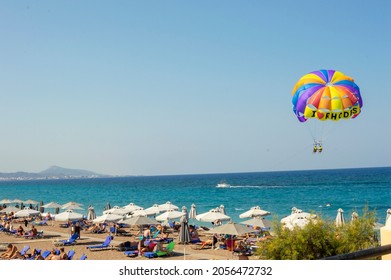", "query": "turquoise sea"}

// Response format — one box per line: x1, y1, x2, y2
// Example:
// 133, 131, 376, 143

1, 167, 390, 225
